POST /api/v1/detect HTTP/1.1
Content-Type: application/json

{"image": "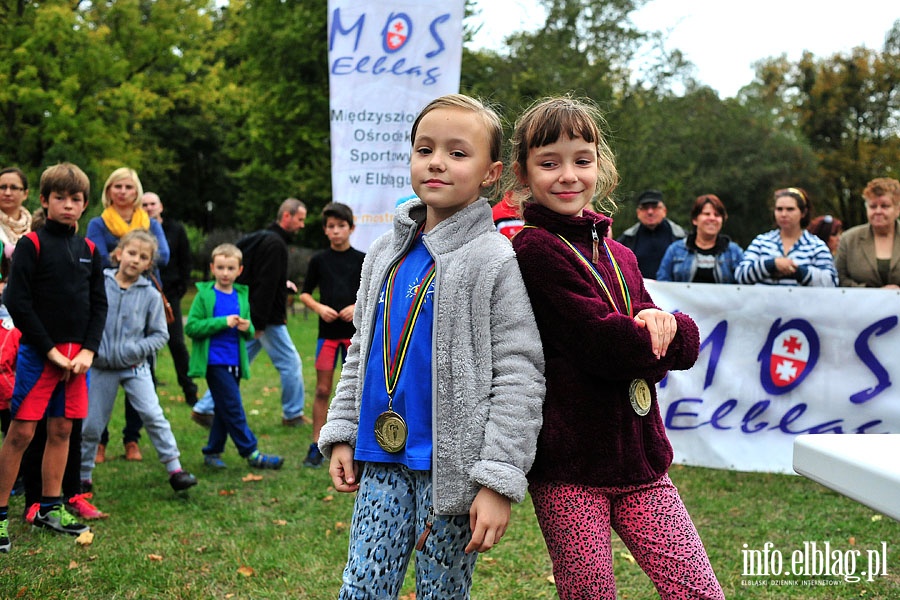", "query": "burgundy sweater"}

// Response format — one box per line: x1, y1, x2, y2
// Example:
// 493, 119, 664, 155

513, 204, 700, 487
